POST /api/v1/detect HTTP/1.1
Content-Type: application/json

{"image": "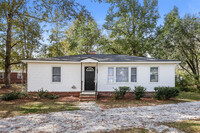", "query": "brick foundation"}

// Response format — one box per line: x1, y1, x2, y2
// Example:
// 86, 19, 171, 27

98, 91, 154, 98
28, 91, 154, 98
28, 92, 81, 97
